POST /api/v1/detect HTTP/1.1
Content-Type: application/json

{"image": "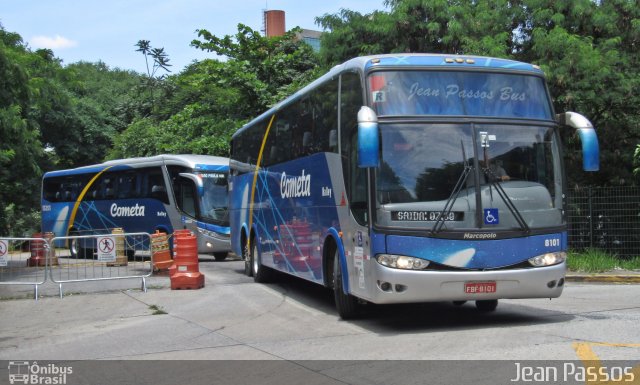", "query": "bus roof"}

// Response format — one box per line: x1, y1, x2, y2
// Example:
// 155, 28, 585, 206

233, 53, 545, 140
43, 154, 229, 178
